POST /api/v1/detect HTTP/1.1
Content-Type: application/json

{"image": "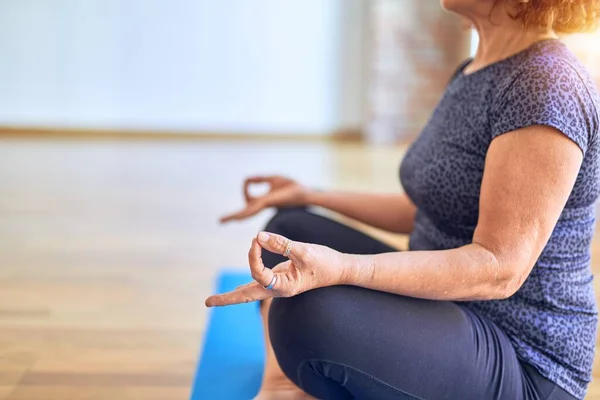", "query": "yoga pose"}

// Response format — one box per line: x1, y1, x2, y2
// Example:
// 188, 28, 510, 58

206, 1, 600, 399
